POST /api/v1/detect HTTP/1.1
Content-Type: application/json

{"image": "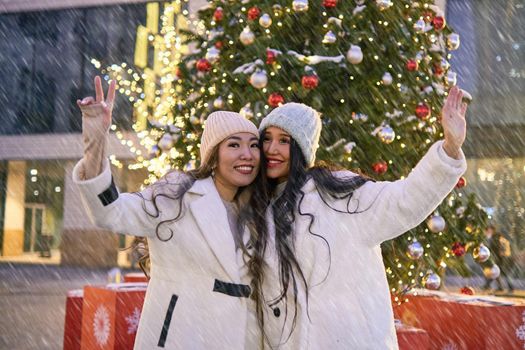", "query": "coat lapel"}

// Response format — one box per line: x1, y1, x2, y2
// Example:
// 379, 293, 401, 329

188, 177, 240, 282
